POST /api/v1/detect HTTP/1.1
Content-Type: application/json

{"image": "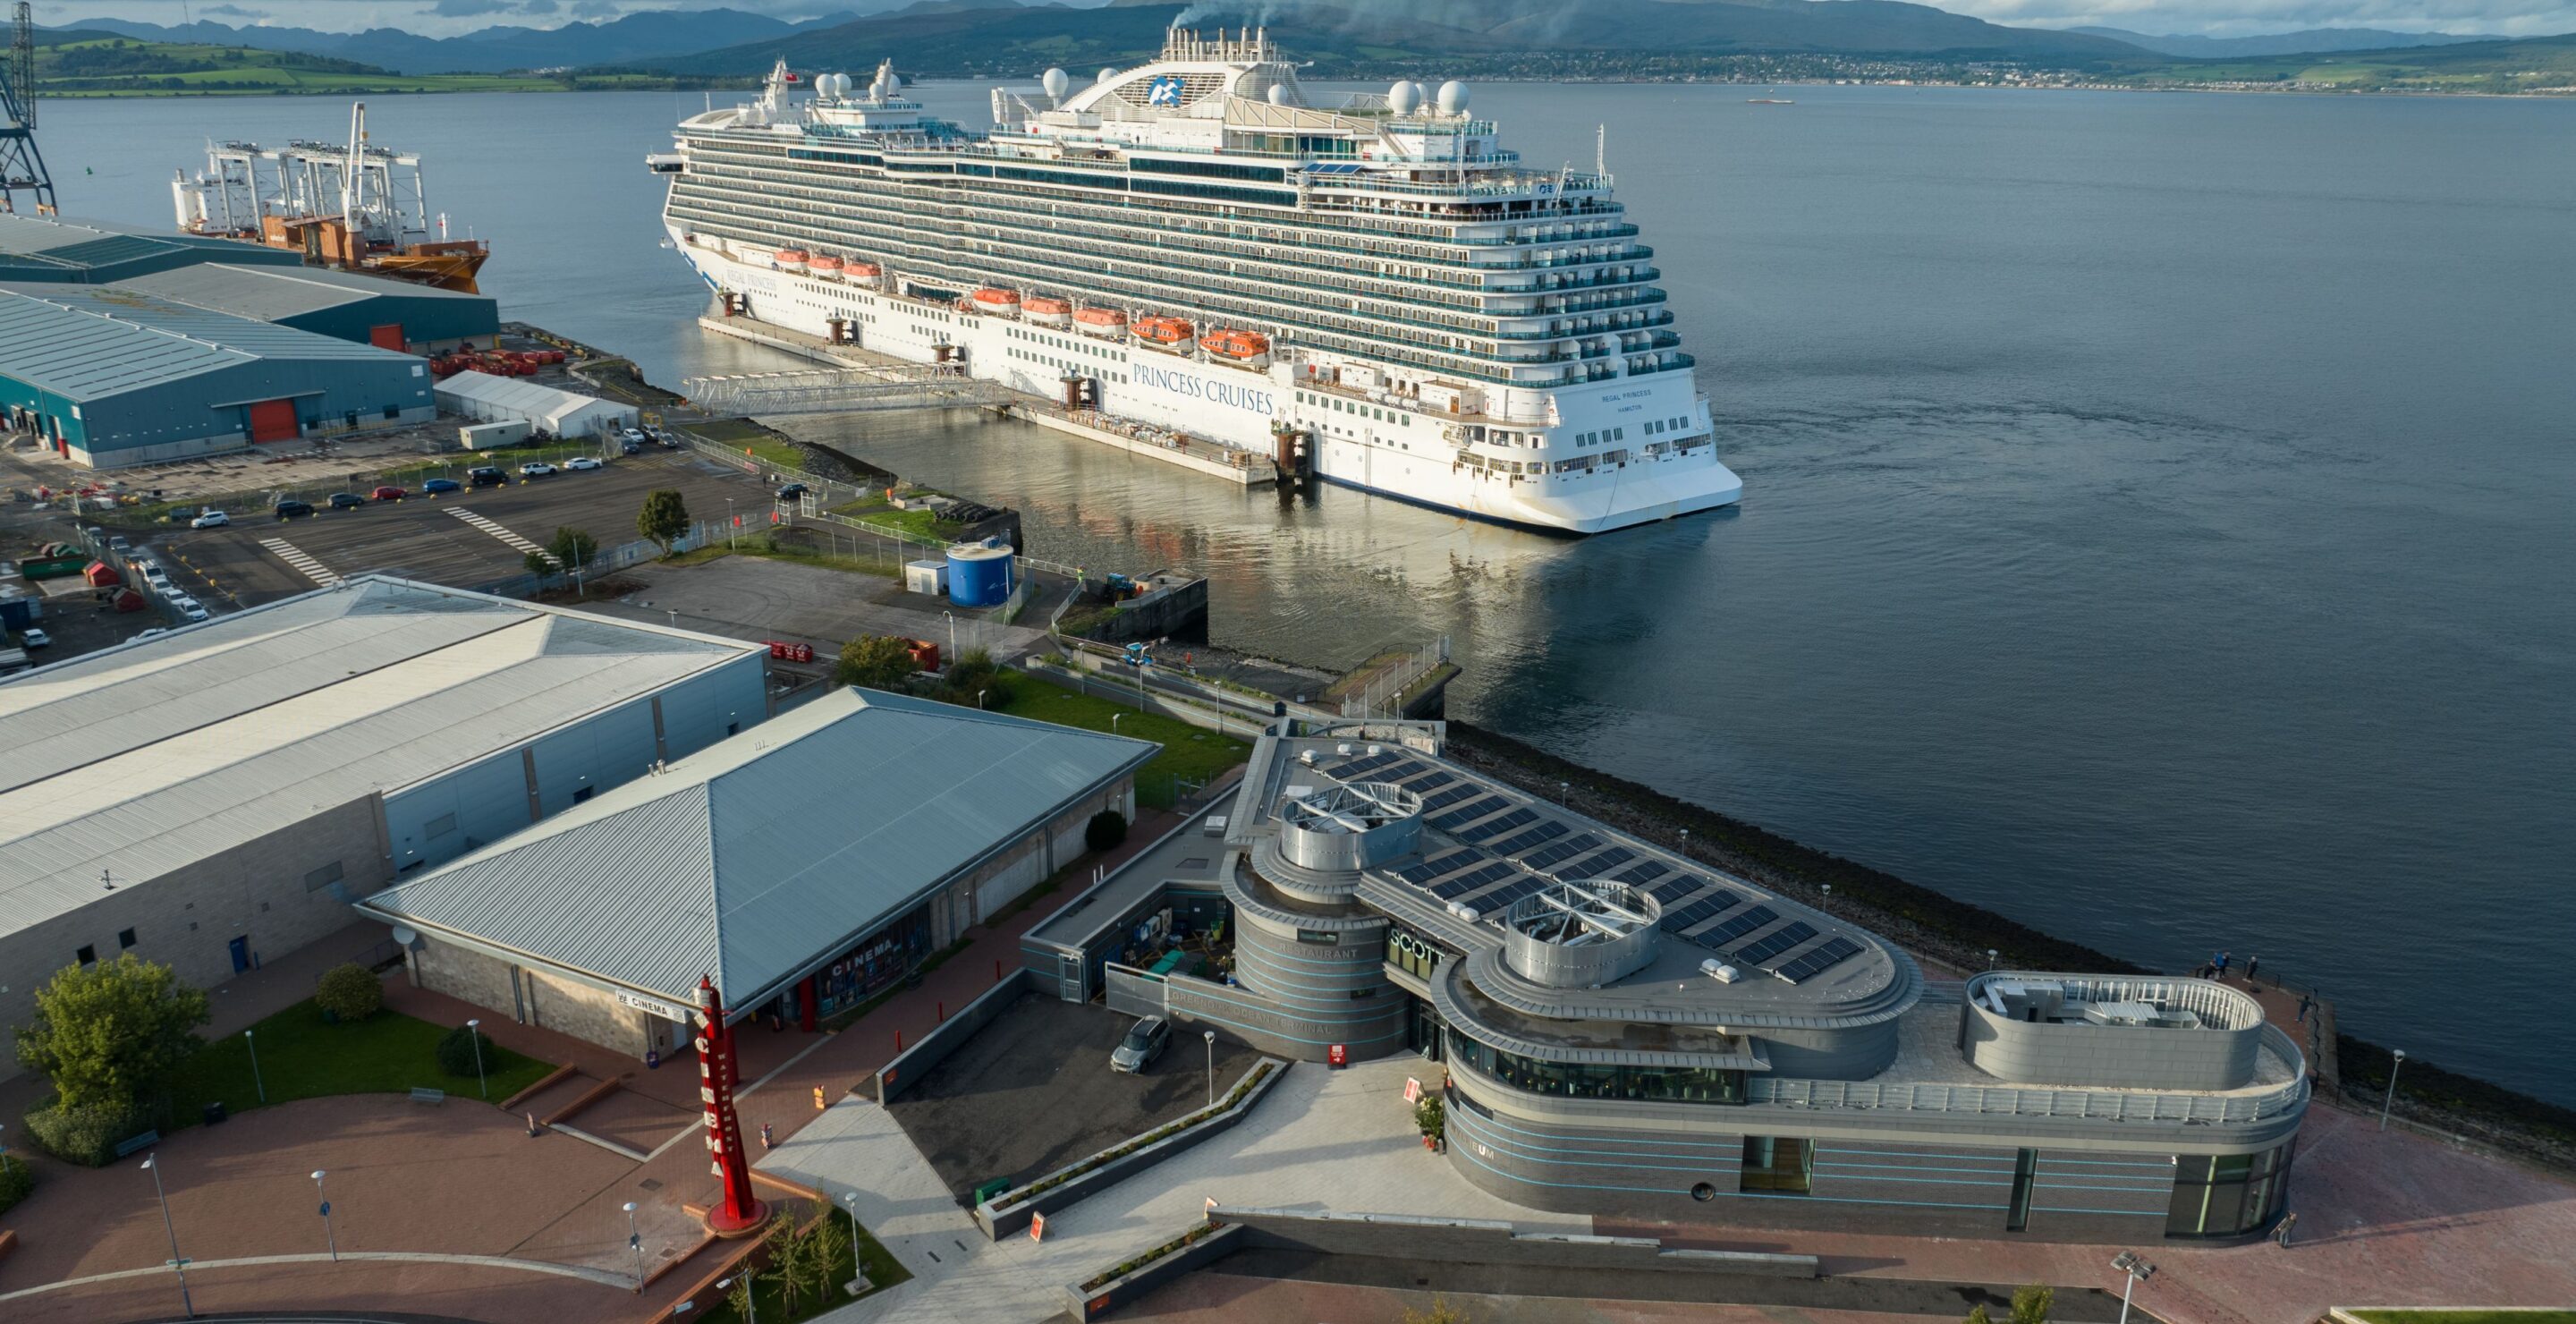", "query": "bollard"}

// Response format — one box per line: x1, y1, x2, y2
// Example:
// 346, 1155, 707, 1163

813, 1085, 826, 1112
995, 959, 1003, 985
937, 1000, 945, 1023
894, 1029, 903, 1053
